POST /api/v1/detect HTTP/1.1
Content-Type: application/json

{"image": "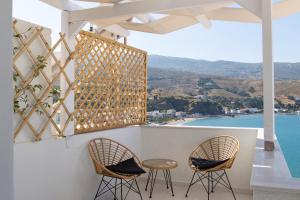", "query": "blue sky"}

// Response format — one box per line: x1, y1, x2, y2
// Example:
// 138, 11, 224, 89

13, 0, 300, 63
